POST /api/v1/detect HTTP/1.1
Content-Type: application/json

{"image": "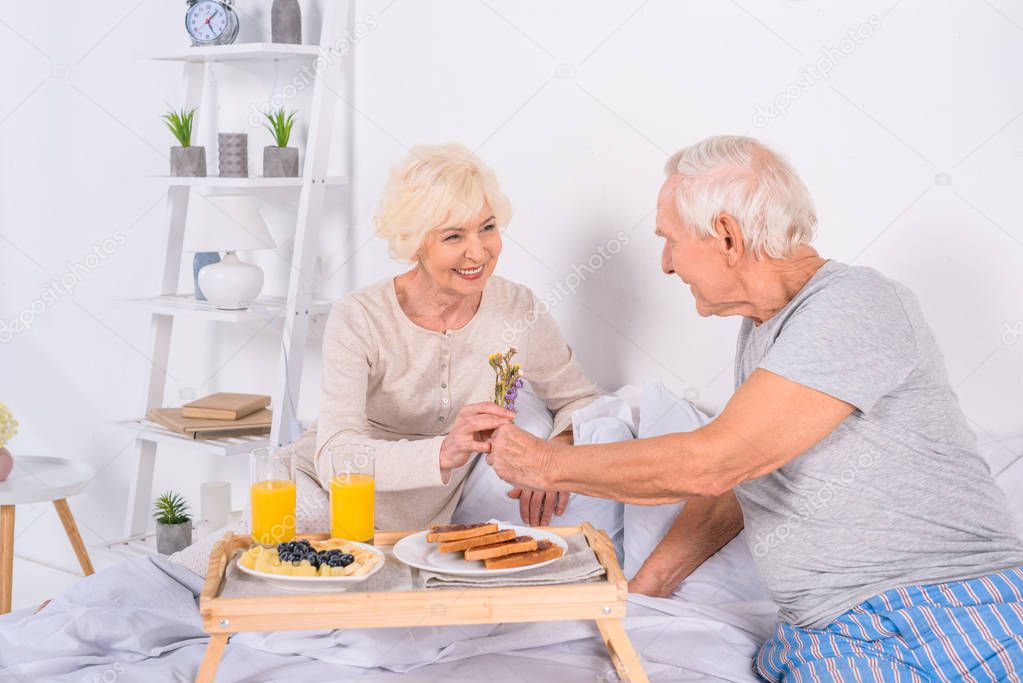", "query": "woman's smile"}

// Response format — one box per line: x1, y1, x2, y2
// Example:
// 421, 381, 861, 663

453, 264, 486, 280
